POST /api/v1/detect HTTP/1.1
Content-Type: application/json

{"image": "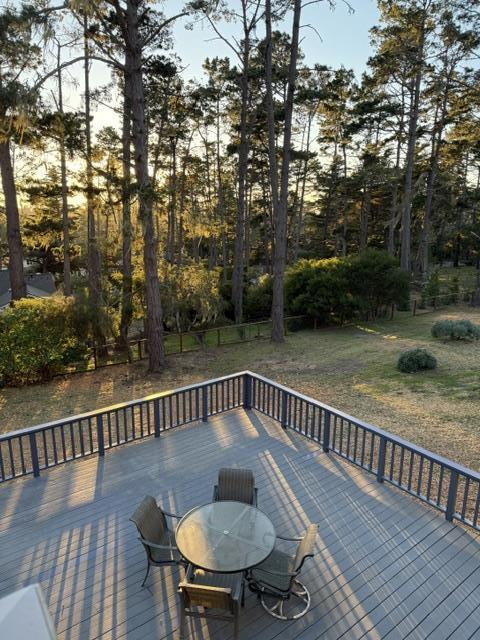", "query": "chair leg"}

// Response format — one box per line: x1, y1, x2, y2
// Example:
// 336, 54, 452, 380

233, 614, 239, 640
241, 578, 245, 608
141, 562, 151, 587
179, 607, 186, 640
